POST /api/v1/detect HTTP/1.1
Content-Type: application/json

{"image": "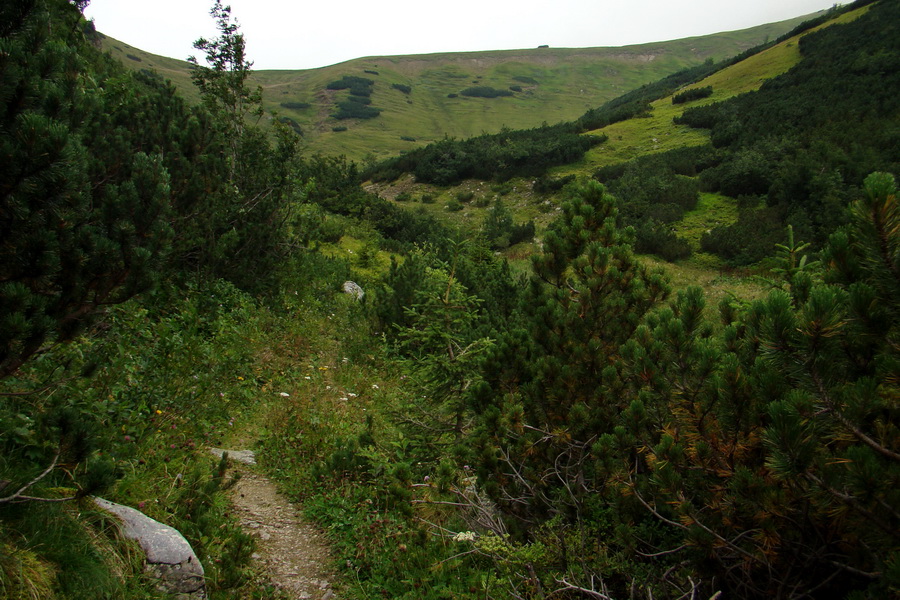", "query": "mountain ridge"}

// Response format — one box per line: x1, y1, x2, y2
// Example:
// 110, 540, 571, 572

98, 10, 820, 160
